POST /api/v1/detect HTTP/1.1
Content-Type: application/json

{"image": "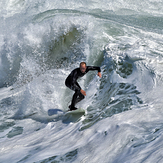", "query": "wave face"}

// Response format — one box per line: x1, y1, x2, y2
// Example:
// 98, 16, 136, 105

1, 0, 163, 162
